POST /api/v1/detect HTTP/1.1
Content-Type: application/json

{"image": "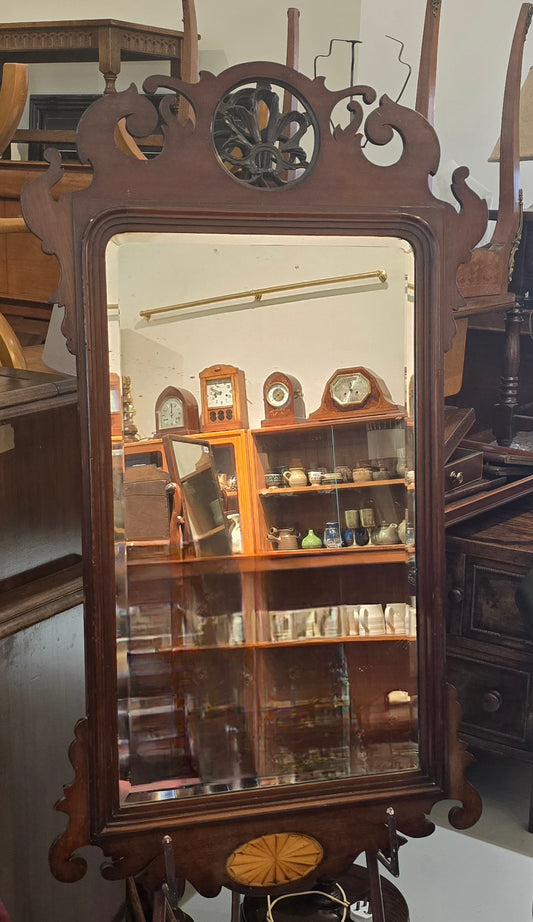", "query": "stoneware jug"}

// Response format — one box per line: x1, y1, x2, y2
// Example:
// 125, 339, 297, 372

283, 467, 308, 487
267, 526, 300, 550
227, 513, 242, 554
